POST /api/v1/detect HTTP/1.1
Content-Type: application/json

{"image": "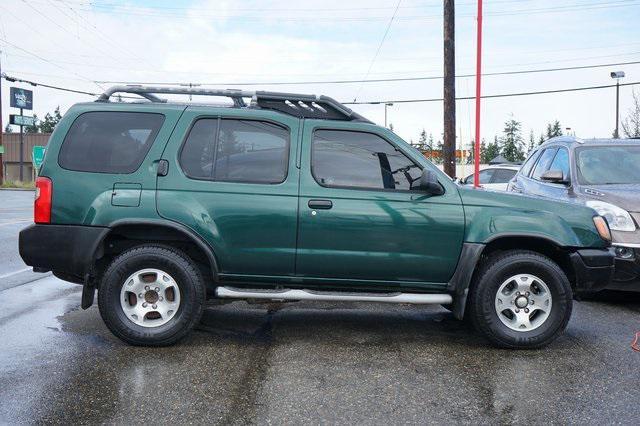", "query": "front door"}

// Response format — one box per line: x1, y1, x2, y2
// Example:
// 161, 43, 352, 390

295, 121, 464, 286
157, 107, 300, 279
